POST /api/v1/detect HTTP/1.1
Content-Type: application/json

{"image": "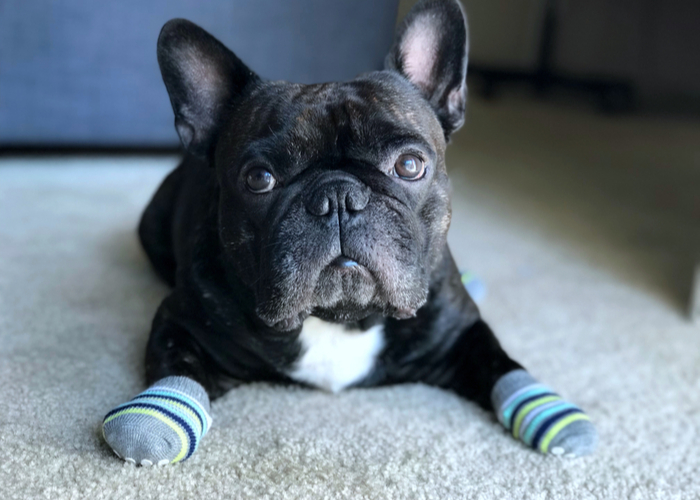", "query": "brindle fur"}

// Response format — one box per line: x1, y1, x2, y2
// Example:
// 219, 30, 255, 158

141, 0, 521, 407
